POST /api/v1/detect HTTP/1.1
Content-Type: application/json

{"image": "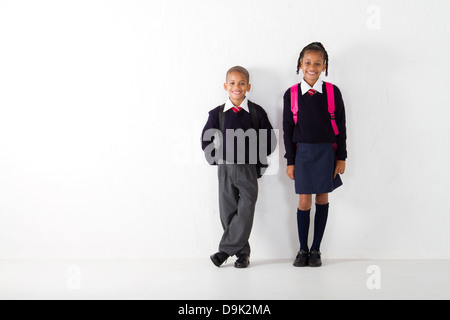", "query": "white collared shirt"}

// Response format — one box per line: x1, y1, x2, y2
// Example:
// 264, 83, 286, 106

300, 78, 323, 95
224, 97, 249, 113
